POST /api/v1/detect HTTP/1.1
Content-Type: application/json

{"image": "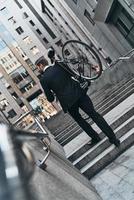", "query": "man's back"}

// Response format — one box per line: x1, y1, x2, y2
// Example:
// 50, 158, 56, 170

40, 62, 84, 112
